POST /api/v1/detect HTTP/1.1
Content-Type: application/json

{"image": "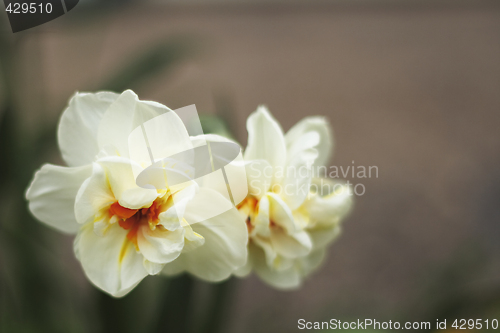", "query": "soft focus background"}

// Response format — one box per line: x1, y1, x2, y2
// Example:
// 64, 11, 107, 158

1, 0, 500, 332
